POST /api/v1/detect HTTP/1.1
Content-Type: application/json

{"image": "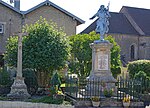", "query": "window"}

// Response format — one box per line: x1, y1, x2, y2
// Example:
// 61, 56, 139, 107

0, 24, 4, 34
0, 55, 4, 67
130, 45, 135, 60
